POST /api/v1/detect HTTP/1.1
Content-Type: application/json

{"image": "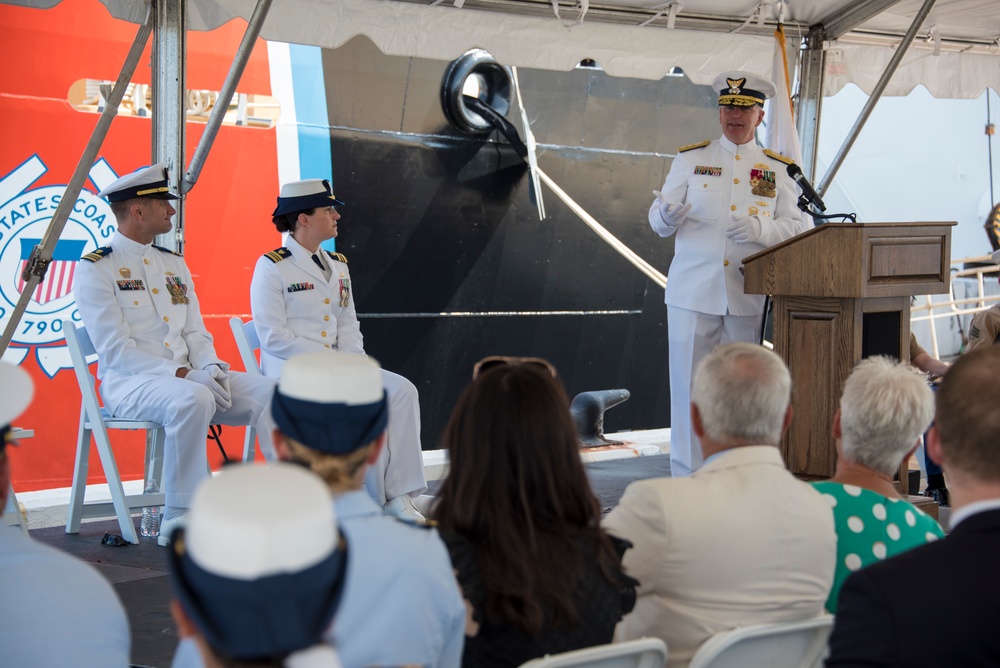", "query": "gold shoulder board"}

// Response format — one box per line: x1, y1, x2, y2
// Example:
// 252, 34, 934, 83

264, 247, 291, 263
326, 251, 348, 264
677, 140, 711, 153
81, 246, 112, 263
763, 148, 794, 165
